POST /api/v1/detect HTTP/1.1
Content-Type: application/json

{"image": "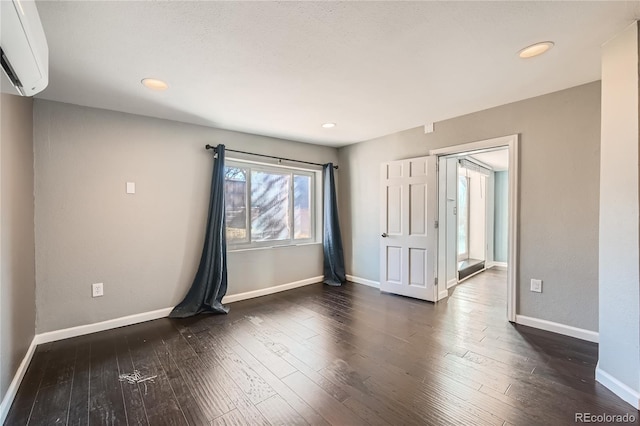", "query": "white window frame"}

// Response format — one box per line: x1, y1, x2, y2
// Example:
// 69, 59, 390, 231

225, 158, 319, 251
